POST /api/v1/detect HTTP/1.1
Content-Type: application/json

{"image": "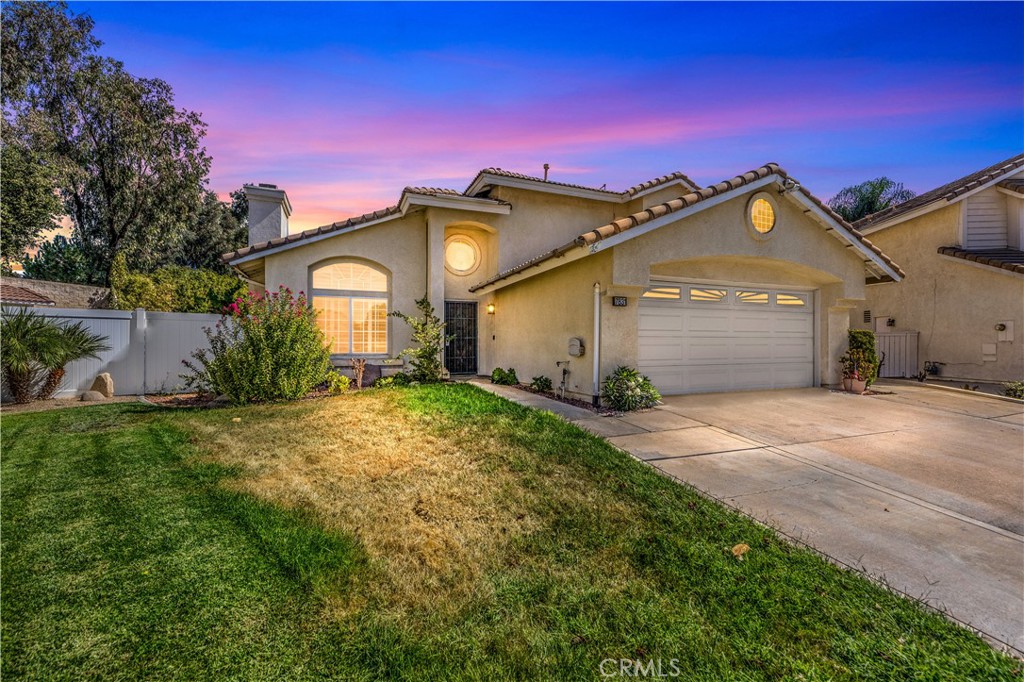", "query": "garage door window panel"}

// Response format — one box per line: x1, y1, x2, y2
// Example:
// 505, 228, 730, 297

776, 293, 808, 307
642, 286, 682, 300
689, 287, 728, 303
736, 290, 769, 304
